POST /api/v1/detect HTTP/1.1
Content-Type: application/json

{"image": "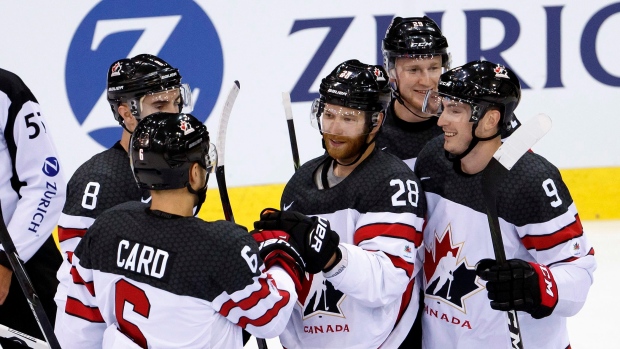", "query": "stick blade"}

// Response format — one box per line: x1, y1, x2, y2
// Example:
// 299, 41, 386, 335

282, 92, 294, 121
494, 113, 552, 170
216, 81, 241, 167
